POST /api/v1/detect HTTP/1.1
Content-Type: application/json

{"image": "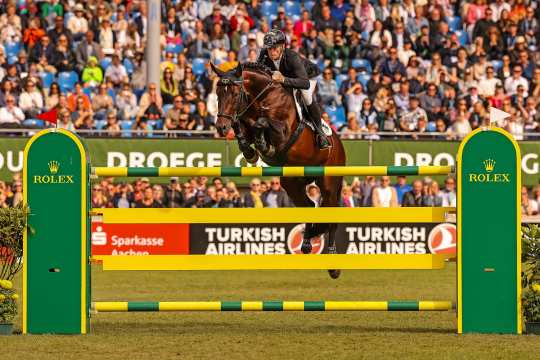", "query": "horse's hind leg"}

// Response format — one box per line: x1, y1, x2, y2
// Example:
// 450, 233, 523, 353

316, 175, 343, 279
